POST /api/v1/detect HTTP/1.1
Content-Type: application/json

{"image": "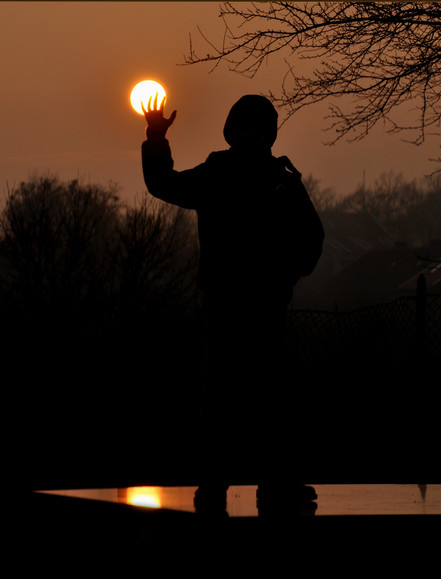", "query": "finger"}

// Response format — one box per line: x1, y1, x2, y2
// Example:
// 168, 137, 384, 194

168, 110, 177, 125
147, 96, 153, 112
153, 92, 158, 110
141, 101, 147, 116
